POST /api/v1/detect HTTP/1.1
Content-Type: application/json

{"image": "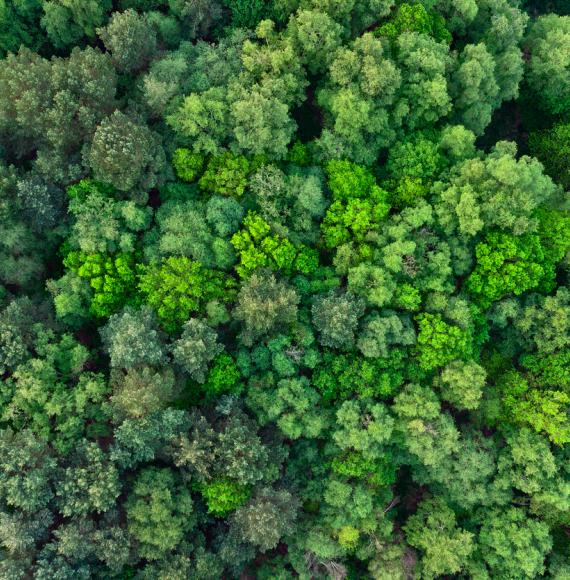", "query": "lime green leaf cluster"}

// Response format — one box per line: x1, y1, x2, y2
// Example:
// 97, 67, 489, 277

321, 160, 390, 249
231, 212, 318, 278
466, 232, 554, 308
500, 370, 570, 446
202, 352, 242, 398
200, 478, 250, 516
138, 256, 236, 332
199, 152, 256, 197
64, 251, 137, 318
331, 451, 396, 486
172, 148, 205, 183
415, 313, 473, 371
375, 2, 452, 44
